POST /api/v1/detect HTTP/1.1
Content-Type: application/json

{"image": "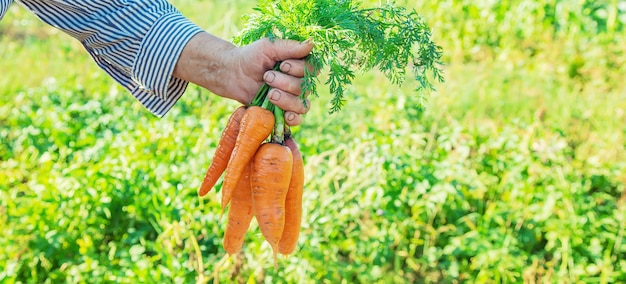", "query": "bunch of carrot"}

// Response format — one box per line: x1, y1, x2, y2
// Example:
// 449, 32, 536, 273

196, 0, 444, 266
198, 67, 305, 266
